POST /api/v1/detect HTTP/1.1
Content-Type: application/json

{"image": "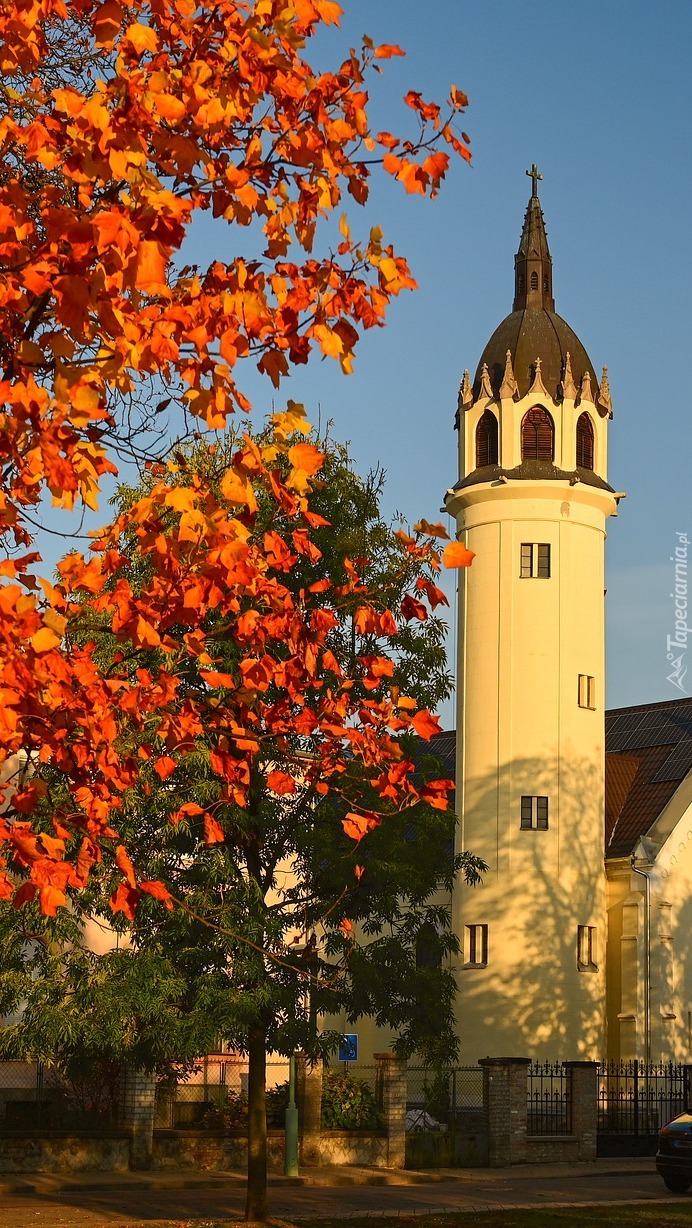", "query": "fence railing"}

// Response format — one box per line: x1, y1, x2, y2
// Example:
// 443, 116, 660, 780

527, 1061, 571, 1136
597, 1060, 690, 1136
406, 1066, 484, 1132
155, 1059, 290, 1129
0, 1060, 120, 1133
